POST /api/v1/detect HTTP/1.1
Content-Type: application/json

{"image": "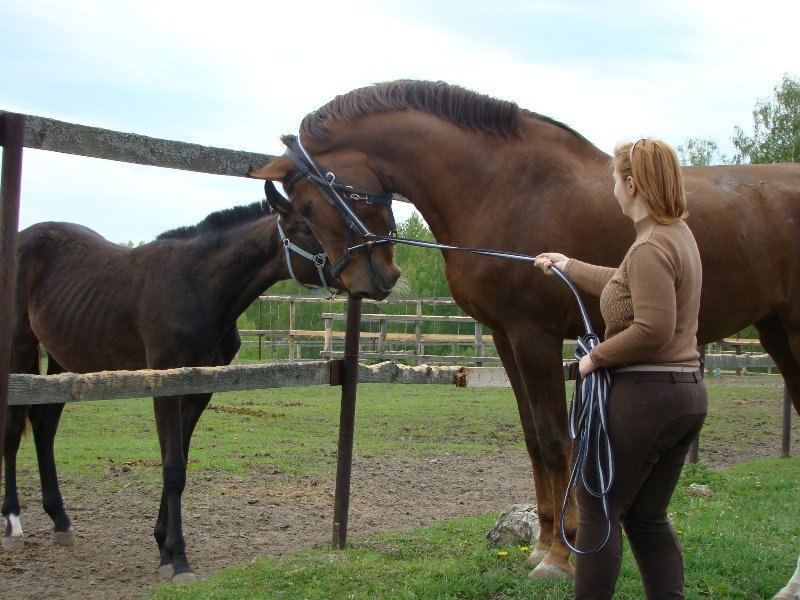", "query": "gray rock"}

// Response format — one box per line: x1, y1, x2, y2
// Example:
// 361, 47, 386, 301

486, 504, 540, 547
